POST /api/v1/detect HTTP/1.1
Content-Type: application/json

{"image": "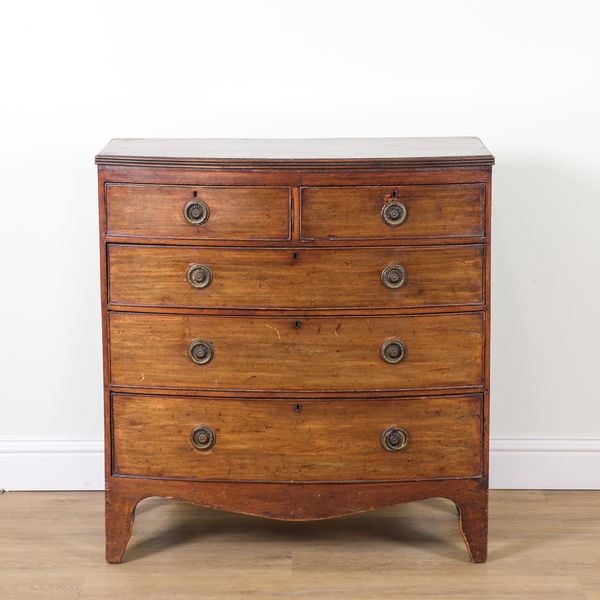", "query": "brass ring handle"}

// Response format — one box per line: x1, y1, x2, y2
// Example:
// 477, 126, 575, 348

381, 265, 407, 289
381, 339, 405, 364
381, 427, 409, 452
183, 200, 210, 226
381, 201, 407, 227
187, 264, 212, 288
190, 425, 216, 450
188, 339, 213, 365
